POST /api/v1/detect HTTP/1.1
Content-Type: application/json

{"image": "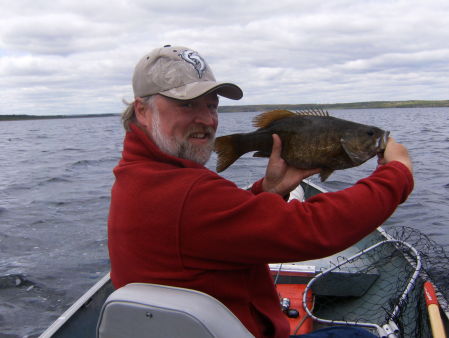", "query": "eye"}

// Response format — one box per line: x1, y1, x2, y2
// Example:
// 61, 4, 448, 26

181, 102, 194, 108
367, 130, 374, 136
